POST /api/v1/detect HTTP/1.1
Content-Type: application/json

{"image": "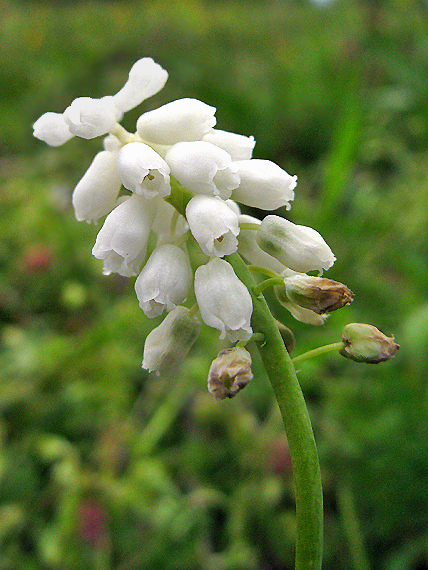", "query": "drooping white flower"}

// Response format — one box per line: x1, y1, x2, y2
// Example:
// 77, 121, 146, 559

63, 96, 122, 139
225, 199, 241, 216
72, 151, 122, 223
165, 141, 240, 199
232, 159, 297, 210
117, 142, 171, 199
137, 98, 216, 145
186, 195, 240, 257
256, 215, 336, 273
237, 215, 286, 275
194, 258, 253, 342
32, 112, 74, 147
142, 306, 201, 372
135, 244, 192, 318
203, 129, 255, 161
113, 57, 168, 113
92, 194, 158, 276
